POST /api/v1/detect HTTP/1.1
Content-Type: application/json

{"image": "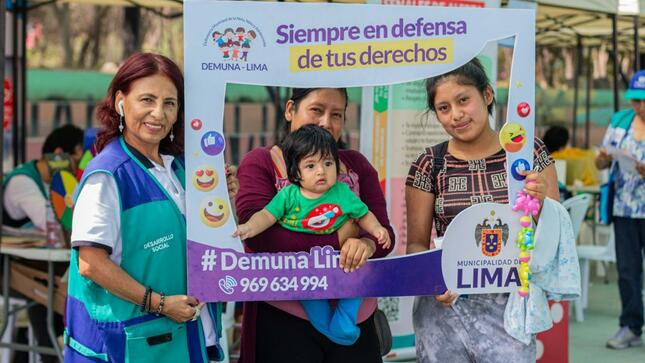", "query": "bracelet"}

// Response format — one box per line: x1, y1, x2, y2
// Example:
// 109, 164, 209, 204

147, 289, 153, 313
155, 292, 166, 316
140, 287, 151, 313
